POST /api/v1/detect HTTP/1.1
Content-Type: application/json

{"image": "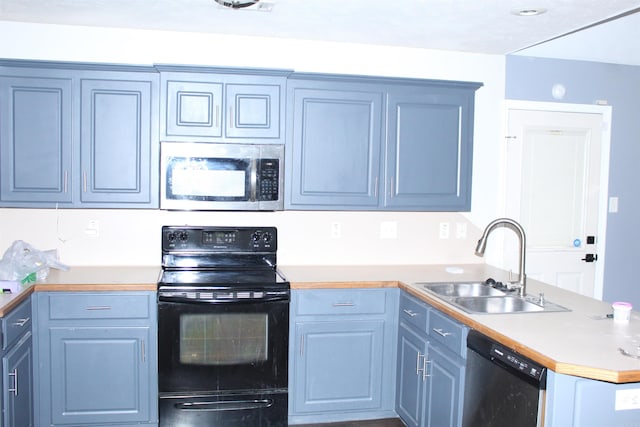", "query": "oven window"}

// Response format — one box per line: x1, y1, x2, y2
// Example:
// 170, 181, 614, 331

179, 313, 268, 365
